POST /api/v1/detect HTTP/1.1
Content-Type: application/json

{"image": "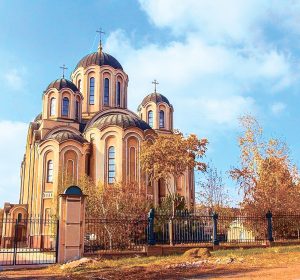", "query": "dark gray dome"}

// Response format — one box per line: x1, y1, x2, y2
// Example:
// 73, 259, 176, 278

141, 93, 171, 107
86, 110, 151, 131
75, 51, 123, 71
46, 78, 78, 92
46, 131, 87, 144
